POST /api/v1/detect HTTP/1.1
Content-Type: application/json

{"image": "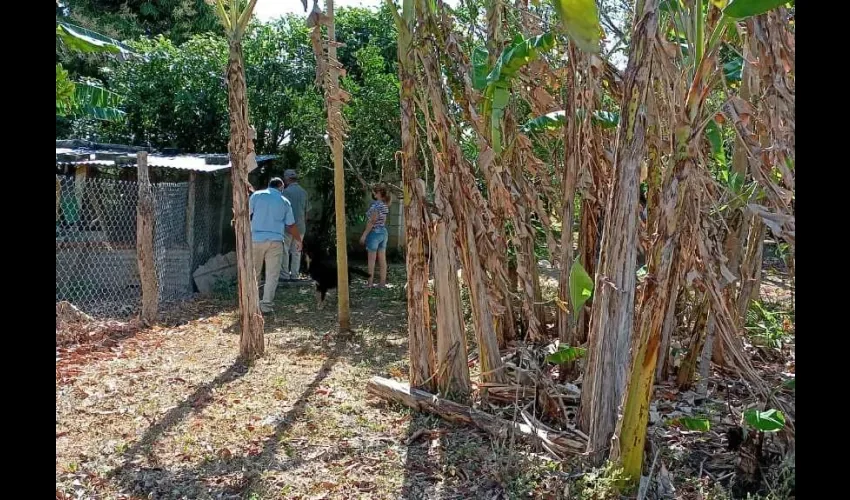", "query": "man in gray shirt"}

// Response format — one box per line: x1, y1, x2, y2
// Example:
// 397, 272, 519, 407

281, 169, 309, 281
